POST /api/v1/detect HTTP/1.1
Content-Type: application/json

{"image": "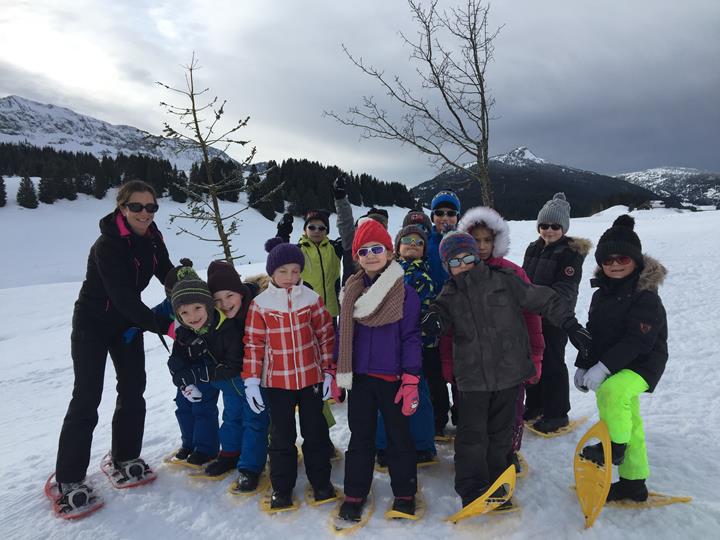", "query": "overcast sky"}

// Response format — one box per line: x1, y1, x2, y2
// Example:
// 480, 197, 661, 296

2, 0, 719, 185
